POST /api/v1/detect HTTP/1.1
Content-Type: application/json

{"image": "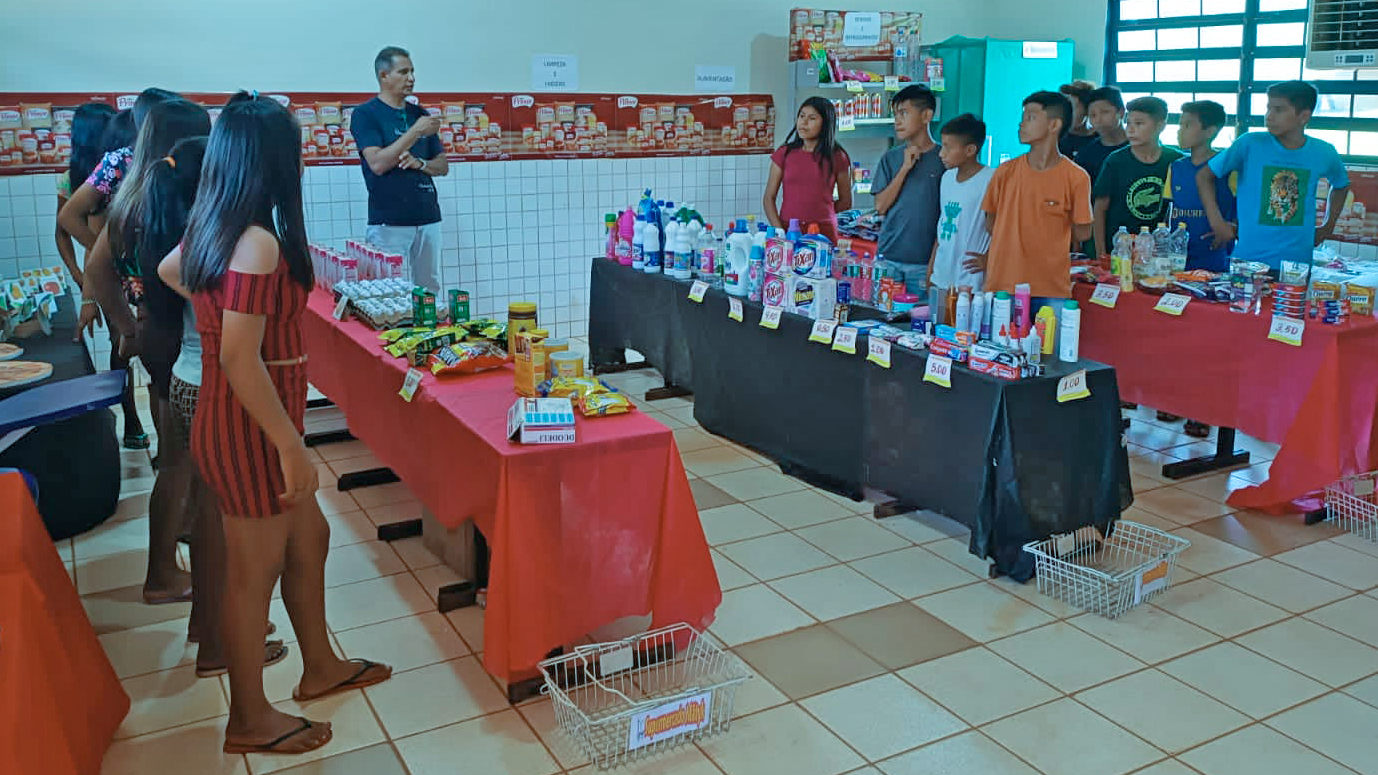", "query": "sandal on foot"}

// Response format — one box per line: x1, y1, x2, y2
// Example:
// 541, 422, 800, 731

1156, 411, 1183, 422
292, 659, 393, 703
1184, 420, 1211, 438
123, 432, 151, 450
195, 641, 289, 678
143, 585, 193, 605
222, 716, 332, 755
